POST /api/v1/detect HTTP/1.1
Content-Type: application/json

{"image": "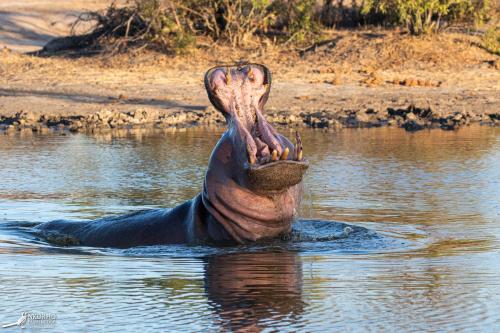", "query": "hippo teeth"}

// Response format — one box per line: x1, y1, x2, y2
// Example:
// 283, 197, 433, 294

250, 136, 303, 165
280, 147, 289, 160
295, 131, 303, 161
271, 150, 278, 161
247, 128, 304, 165
246, 143, 257, 164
